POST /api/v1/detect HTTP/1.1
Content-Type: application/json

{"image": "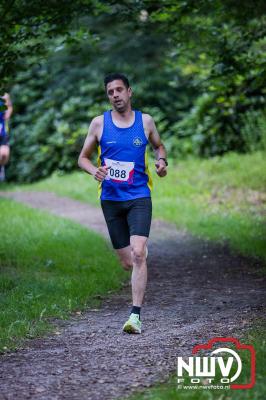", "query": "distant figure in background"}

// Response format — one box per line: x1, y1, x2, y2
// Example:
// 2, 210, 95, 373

0, 93, 13, 182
